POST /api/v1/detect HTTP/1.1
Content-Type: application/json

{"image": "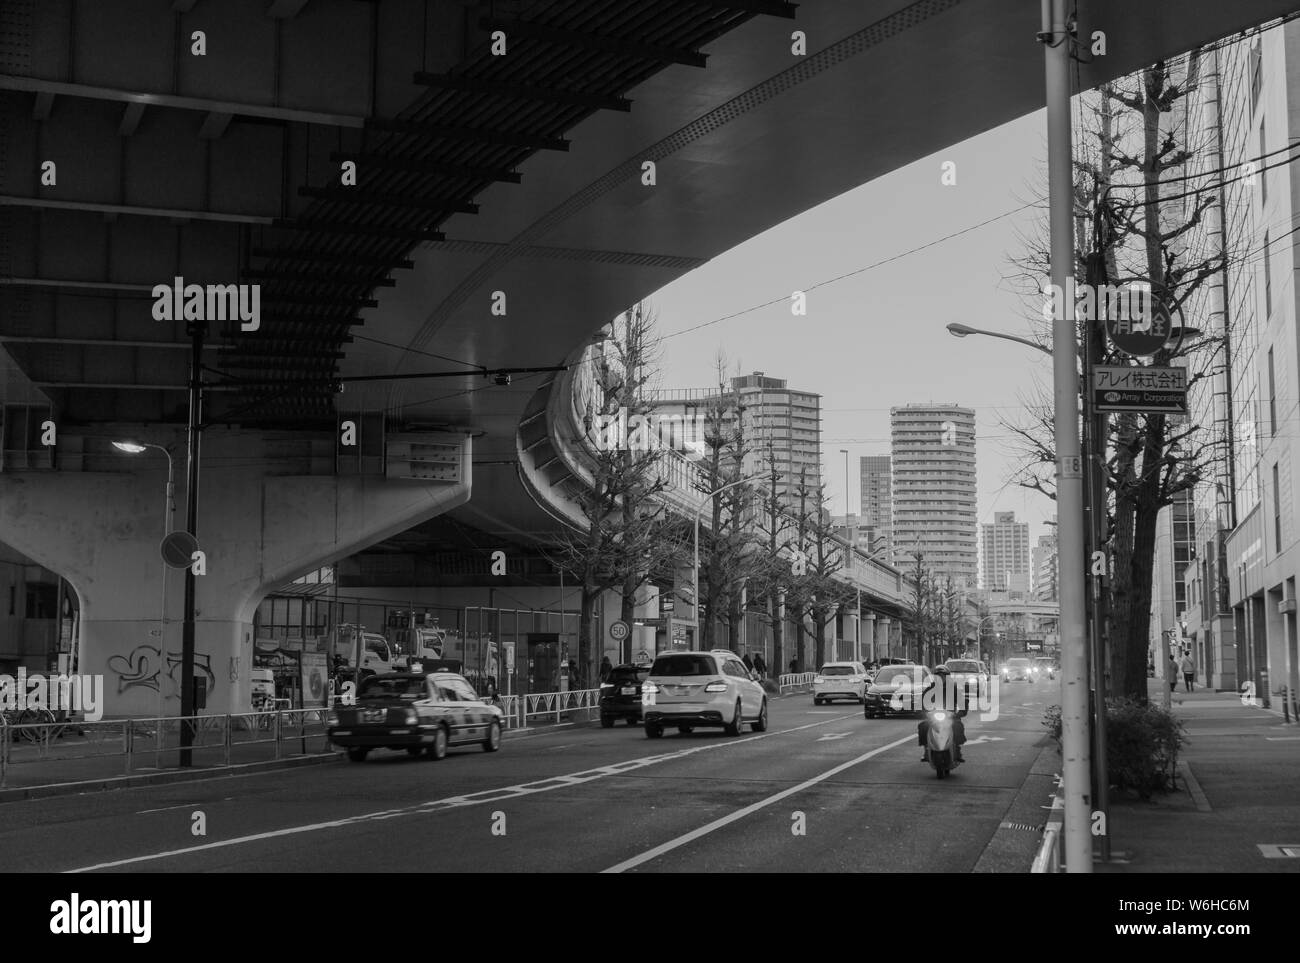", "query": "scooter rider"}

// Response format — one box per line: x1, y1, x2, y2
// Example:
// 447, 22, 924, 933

918, 665, 967, 764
